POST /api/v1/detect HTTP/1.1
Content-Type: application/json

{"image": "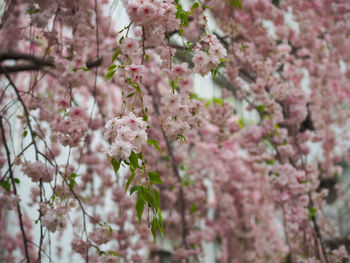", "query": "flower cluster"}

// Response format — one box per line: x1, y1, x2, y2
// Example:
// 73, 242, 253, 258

41, 203, 70, 233
192, 34, 227, 76
71, 238, 91, 255
88, 226, 114, 245
21, 161, 55, 183
161, 94, 204, 139
0, 188, 20, 210
51, 107, 89, 147
104, 113, 148, 161
124, 0, 178, 30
